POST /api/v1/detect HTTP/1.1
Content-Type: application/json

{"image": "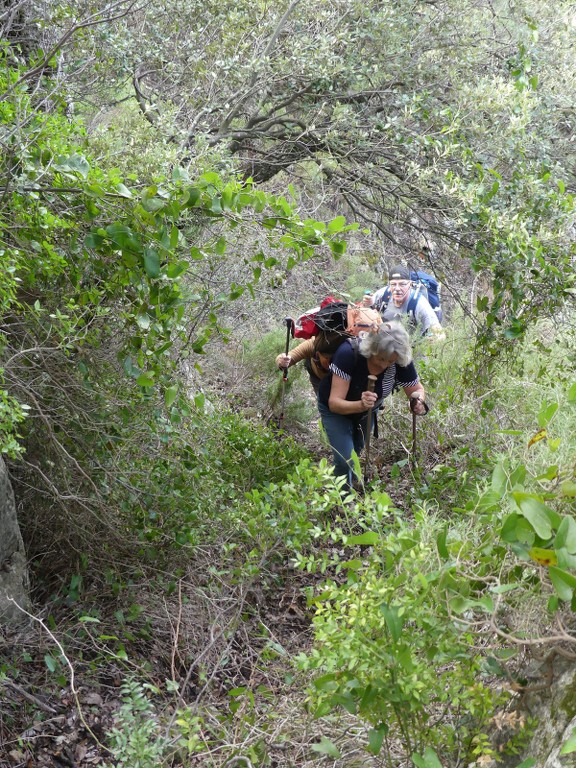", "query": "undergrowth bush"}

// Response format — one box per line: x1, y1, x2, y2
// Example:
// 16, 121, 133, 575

289, 321, 576, 766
